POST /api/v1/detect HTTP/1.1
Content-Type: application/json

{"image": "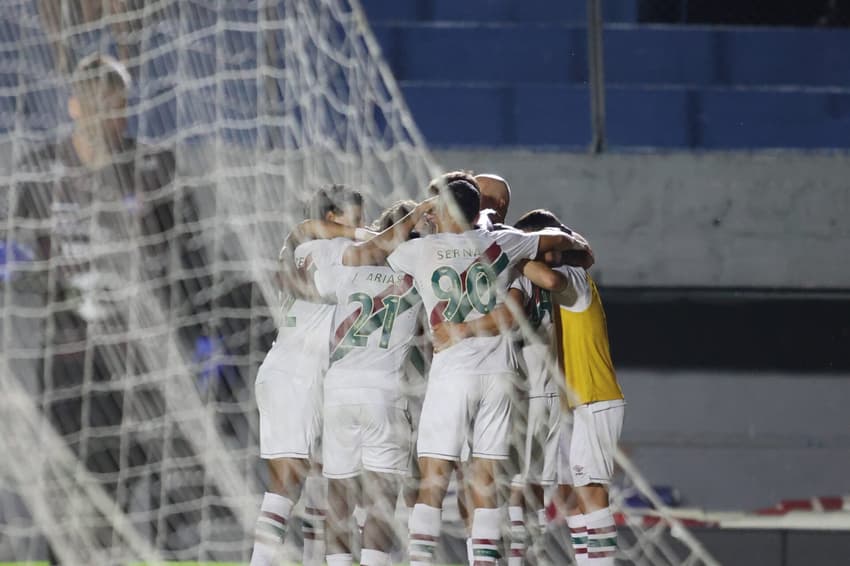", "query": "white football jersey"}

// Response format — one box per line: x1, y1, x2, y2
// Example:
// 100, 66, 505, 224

261, 237, 352, 376
513, 266, 591, 396
387, 228, 539, 376
315, 263, 422, 407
